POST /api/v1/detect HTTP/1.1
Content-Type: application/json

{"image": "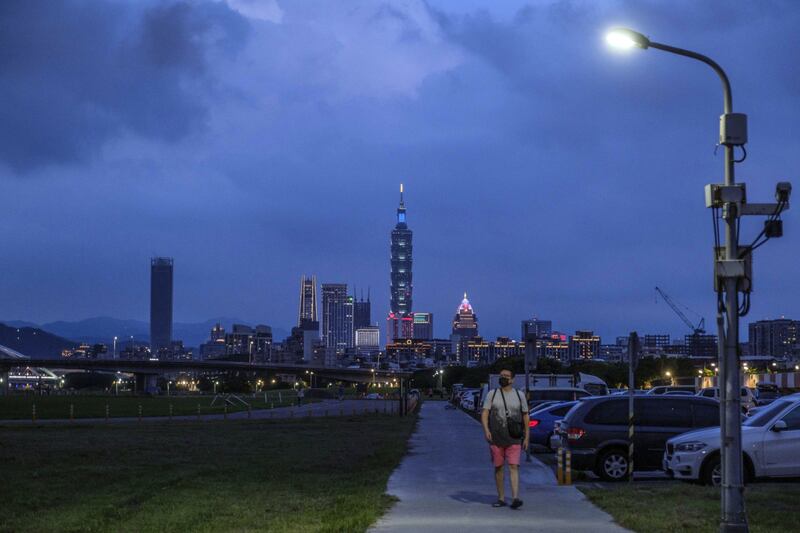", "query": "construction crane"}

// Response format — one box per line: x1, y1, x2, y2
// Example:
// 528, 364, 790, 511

654, 286, 706, 335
